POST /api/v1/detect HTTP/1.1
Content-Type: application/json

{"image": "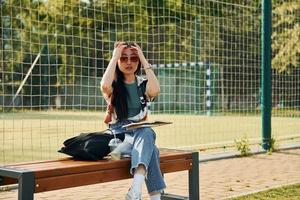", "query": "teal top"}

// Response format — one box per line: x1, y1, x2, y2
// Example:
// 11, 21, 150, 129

125, 81, 142, 118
